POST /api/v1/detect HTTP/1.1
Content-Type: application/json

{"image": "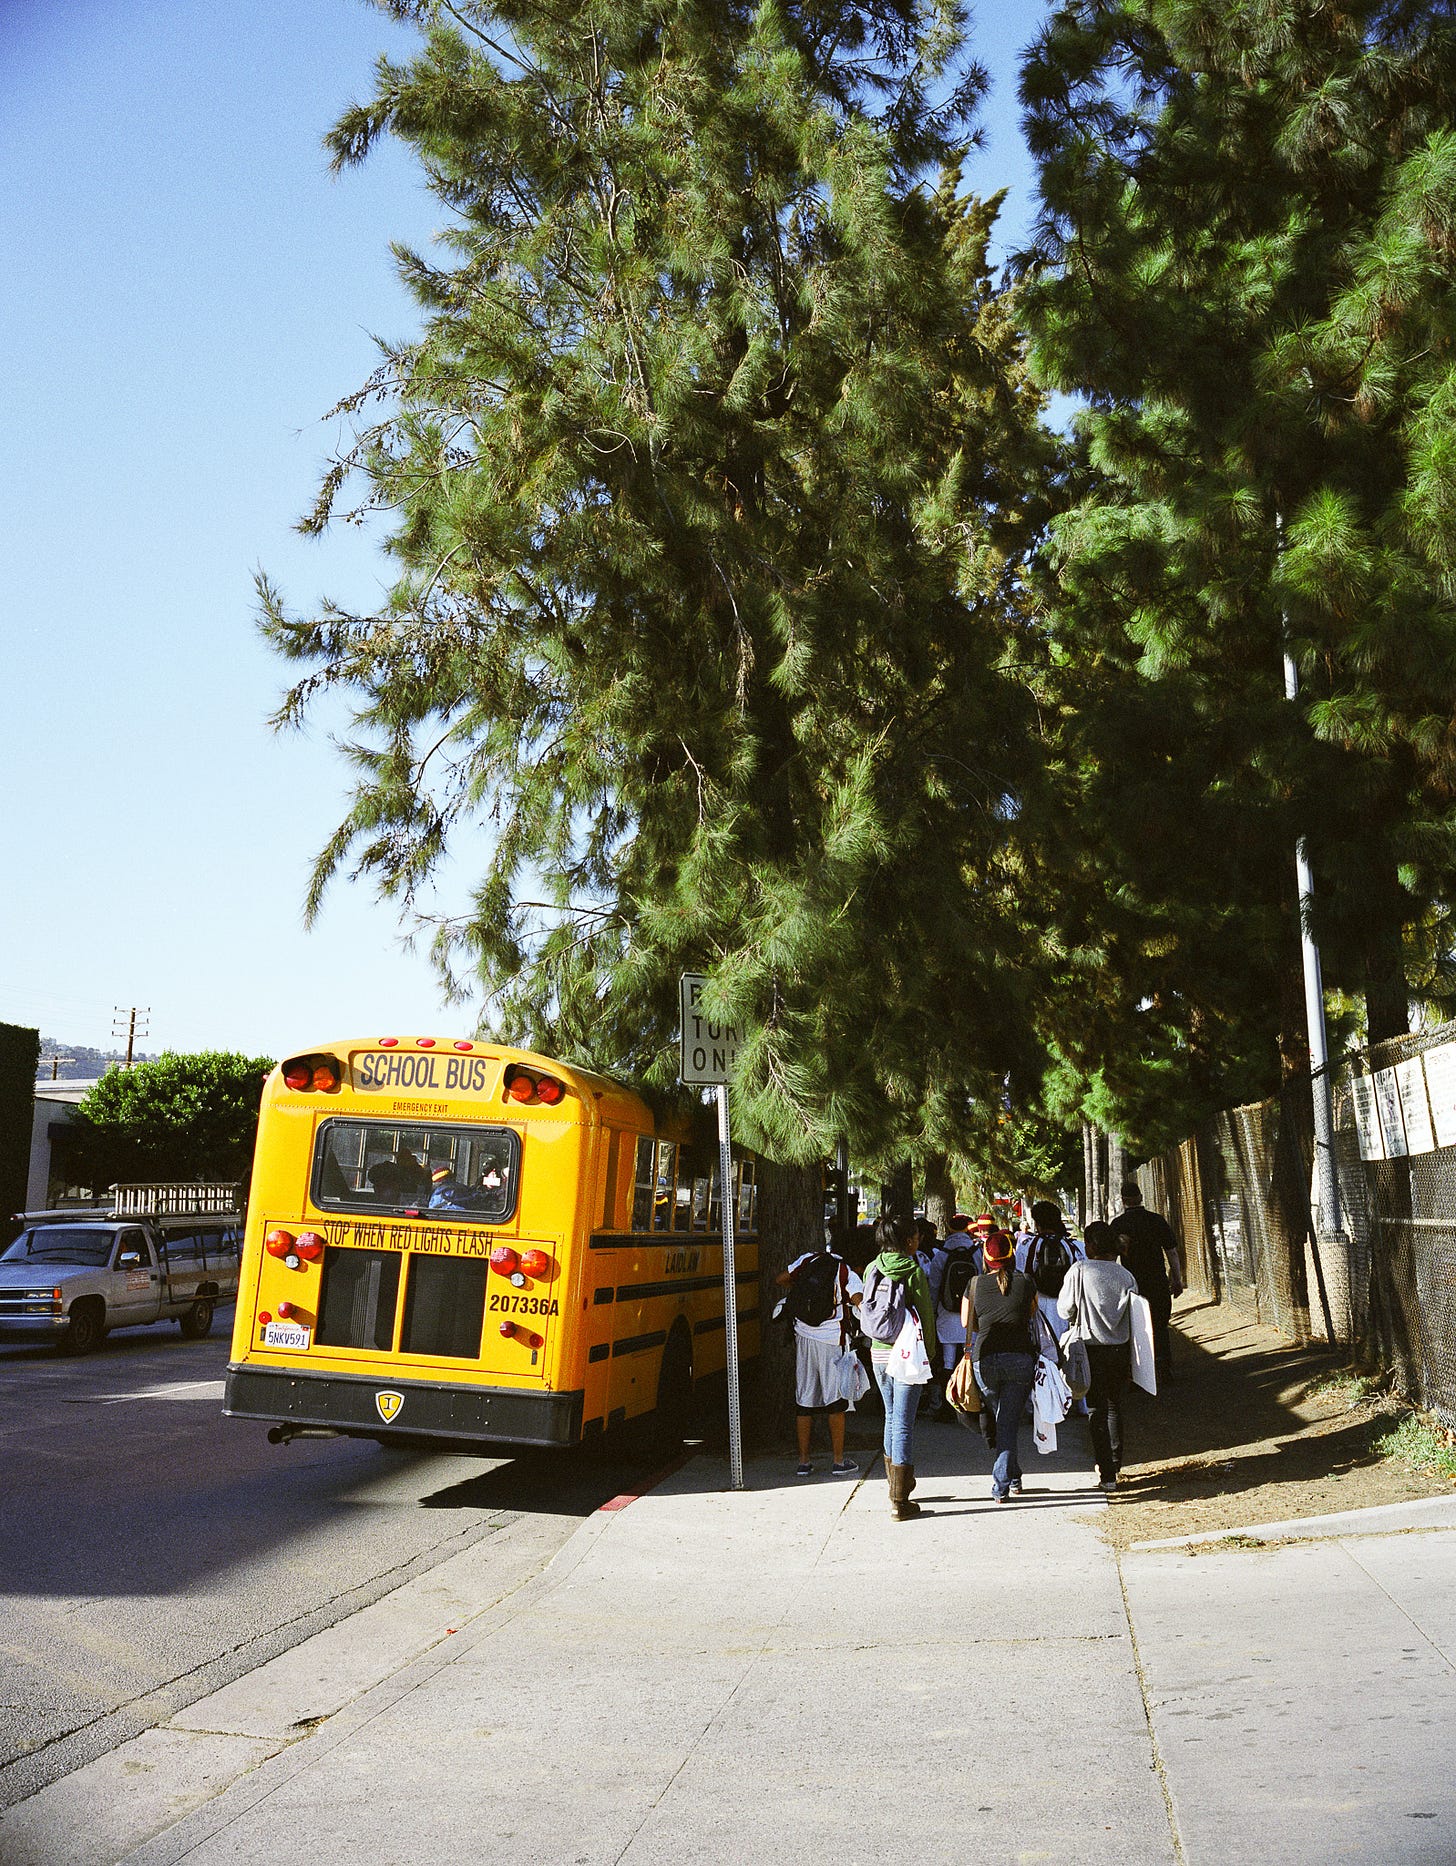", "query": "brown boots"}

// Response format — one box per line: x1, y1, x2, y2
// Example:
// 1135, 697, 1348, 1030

885, 1459, 921, 1520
